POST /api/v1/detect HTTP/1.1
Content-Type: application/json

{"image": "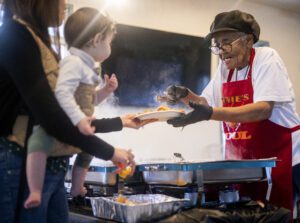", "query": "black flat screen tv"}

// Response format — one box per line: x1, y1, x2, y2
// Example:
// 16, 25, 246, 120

102, 24, 211, 107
